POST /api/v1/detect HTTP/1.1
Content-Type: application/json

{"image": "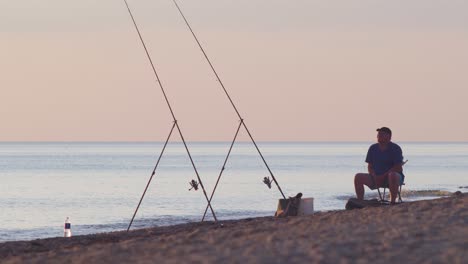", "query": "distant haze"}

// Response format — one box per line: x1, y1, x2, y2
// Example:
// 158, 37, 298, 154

1, 0, 467, 141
